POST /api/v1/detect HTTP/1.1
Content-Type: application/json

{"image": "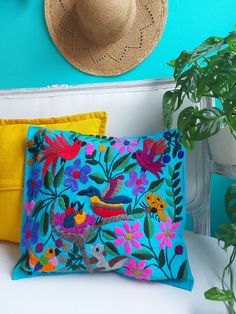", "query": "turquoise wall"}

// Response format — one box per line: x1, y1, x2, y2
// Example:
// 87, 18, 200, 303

0, 0, 235, 235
